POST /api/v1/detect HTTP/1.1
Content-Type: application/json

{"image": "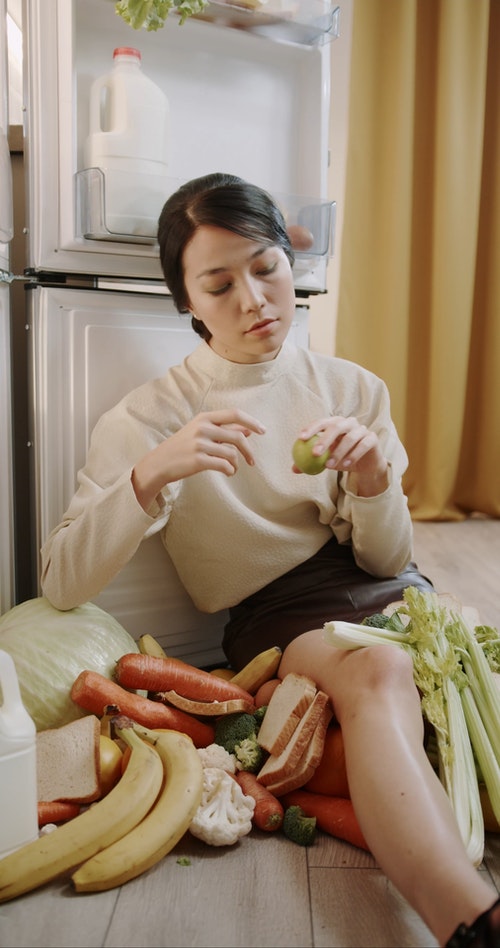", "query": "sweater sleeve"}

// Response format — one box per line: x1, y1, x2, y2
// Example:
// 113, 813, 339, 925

331, 373, 414, 578
335, 465, 413, 577
40, 402, 172, 611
